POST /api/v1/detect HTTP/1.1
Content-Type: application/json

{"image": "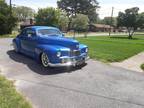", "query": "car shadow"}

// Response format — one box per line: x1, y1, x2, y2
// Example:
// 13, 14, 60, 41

7, 50, 87, 75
